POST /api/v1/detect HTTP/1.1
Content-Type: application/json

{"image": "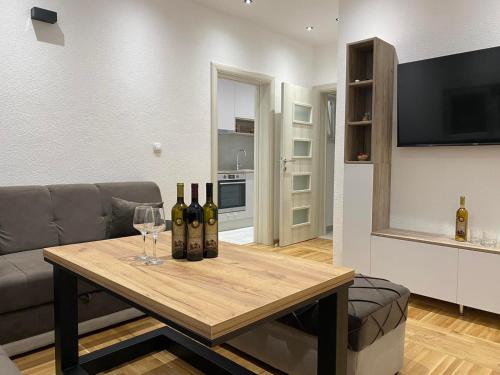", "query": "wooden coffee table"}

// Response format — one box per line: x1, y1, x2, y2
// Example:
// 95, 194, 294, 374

44, 232, 354, 375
